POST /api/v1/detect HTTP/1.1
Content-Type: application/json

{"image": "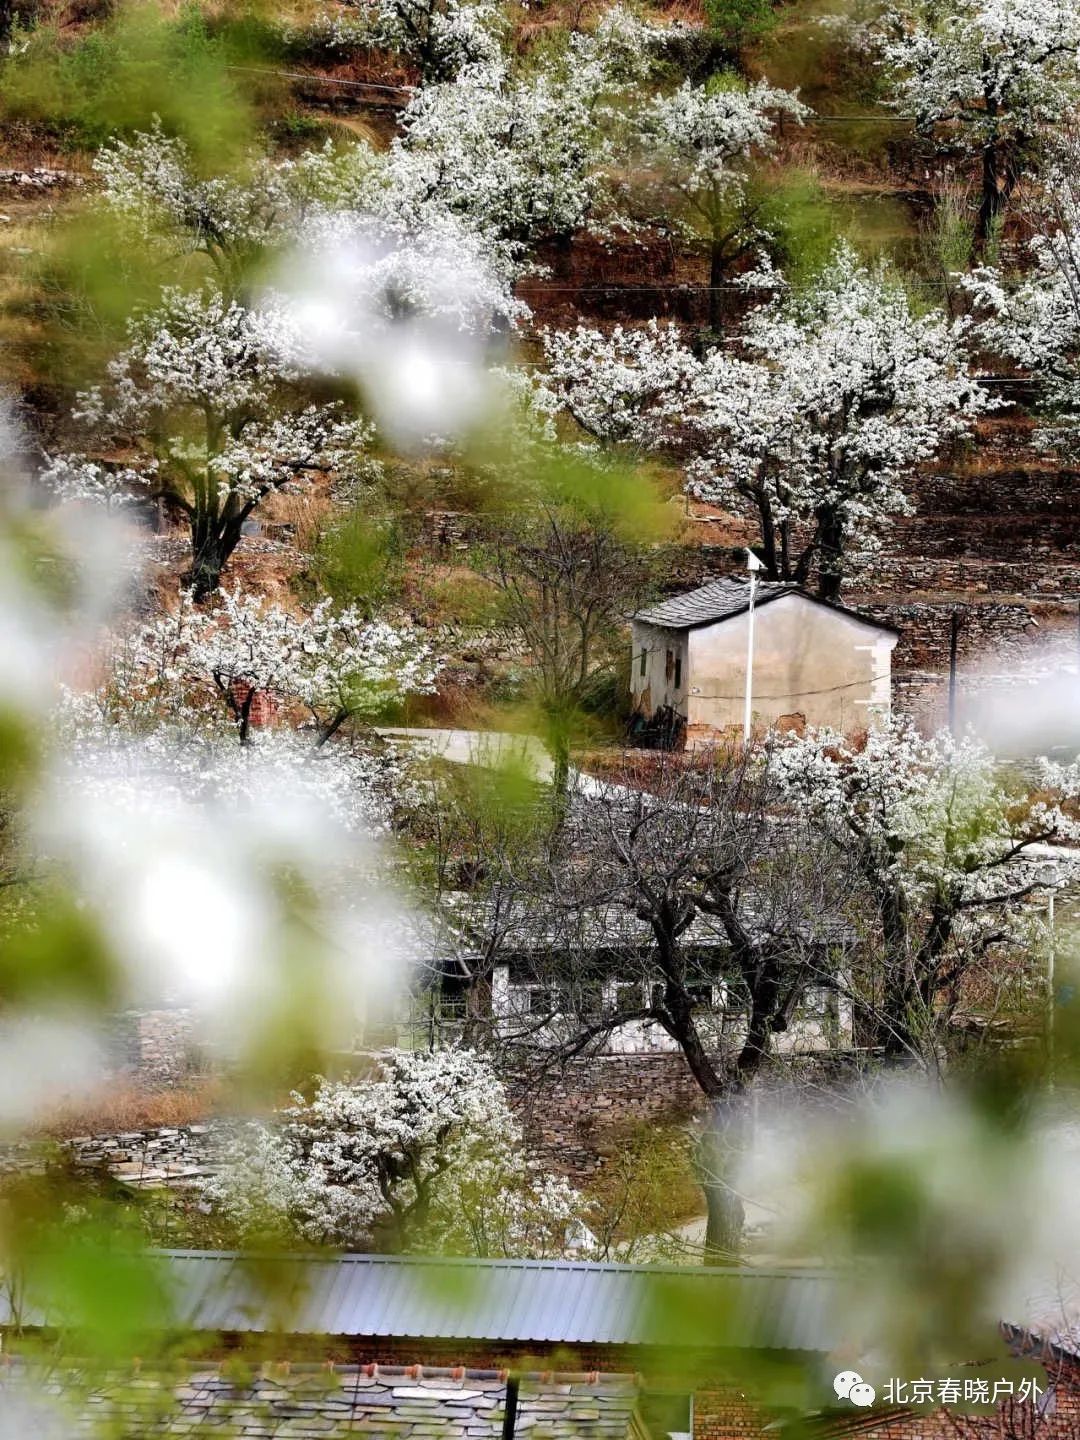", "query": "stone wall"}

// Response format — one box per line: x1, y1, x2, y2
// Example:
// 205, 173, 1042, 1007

0, 1124, 232, 1188
106, 1008, 208, 1087
505, 1053, 706, 1178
